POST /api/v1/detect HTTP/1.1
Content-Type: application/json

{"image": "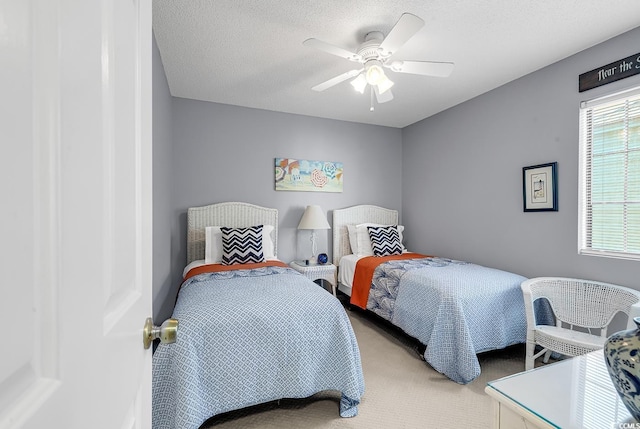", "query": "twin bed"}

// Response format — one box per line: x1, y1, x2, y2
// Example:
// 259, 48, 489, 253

153, 202, 533, 428
152, 202, 364, 429
333, 204, 531, 384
